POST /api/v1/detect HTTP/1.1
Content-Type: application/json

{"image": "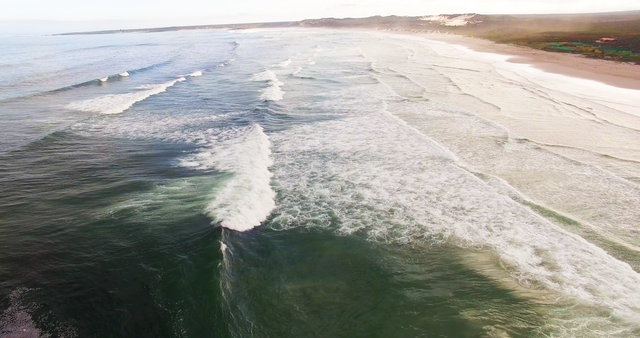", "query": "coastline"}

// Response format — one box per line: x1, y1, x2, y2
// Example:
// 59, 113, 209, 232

50, 20, 640, 91
406, 32, 640, 91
